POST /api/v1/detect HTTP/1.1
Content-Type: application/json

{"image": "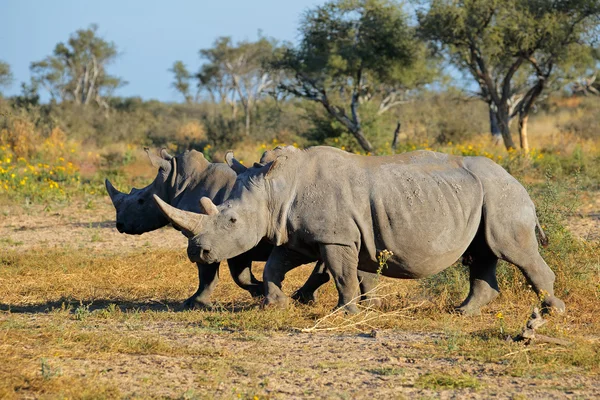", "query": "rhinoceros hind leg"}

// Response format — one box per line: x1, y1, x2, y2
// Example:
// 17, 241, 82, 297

489, 221, 565, 313
182, 262, 220, 310
321, 244, 360, 315
456, 252, 499, 316
359, 272, 382, 309
291, 261, 330, 304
